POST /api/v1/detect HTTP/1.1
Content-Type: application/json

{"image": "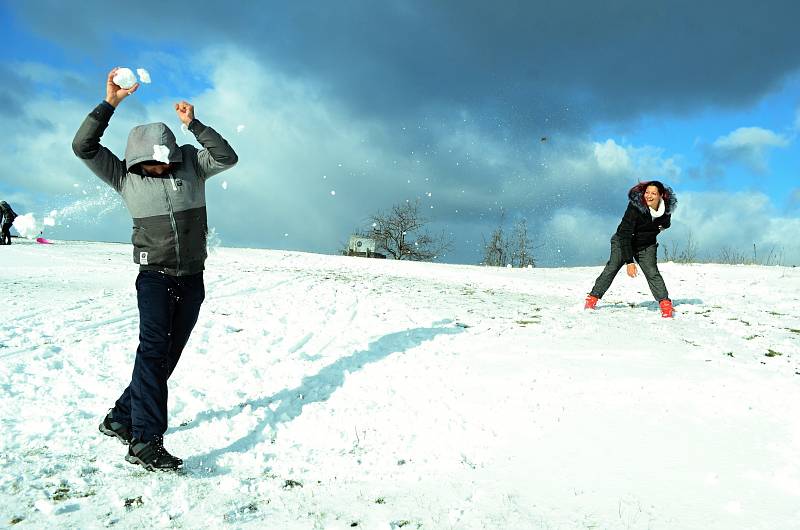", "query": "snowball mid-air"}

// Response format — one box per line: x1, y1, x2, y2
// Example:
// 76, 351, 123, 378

136, 68, 151, 83
152, 144, 171, 163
